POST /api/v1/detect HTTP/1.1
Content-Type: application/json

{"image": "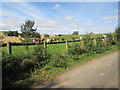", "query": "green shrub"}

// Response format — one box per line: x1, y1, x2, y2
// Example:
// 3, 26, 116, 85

94, 38, 107, 53
2, 52, 22, 80
68, 43, 86, 55
115, 27, 120, 42
32, 45, 51, 66
2, 50, 35, 88
106, 33, 117, 45
20, 59, 35, 72
49, 54, 68, 68
83, 34, 95, 54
